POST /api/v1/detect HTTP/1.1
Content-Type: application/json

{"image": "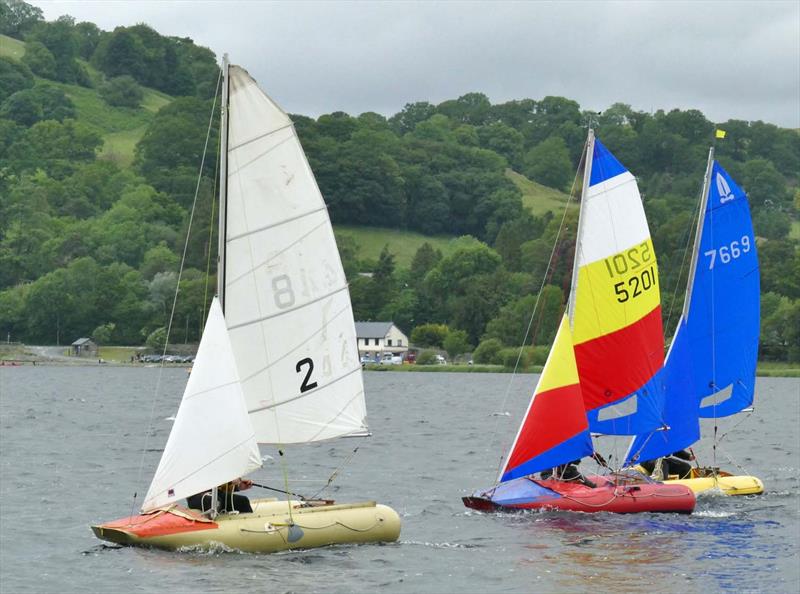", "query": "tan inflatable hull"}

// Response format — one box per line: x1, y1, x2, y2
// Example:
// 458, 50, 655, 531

92, 498, 401, 553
